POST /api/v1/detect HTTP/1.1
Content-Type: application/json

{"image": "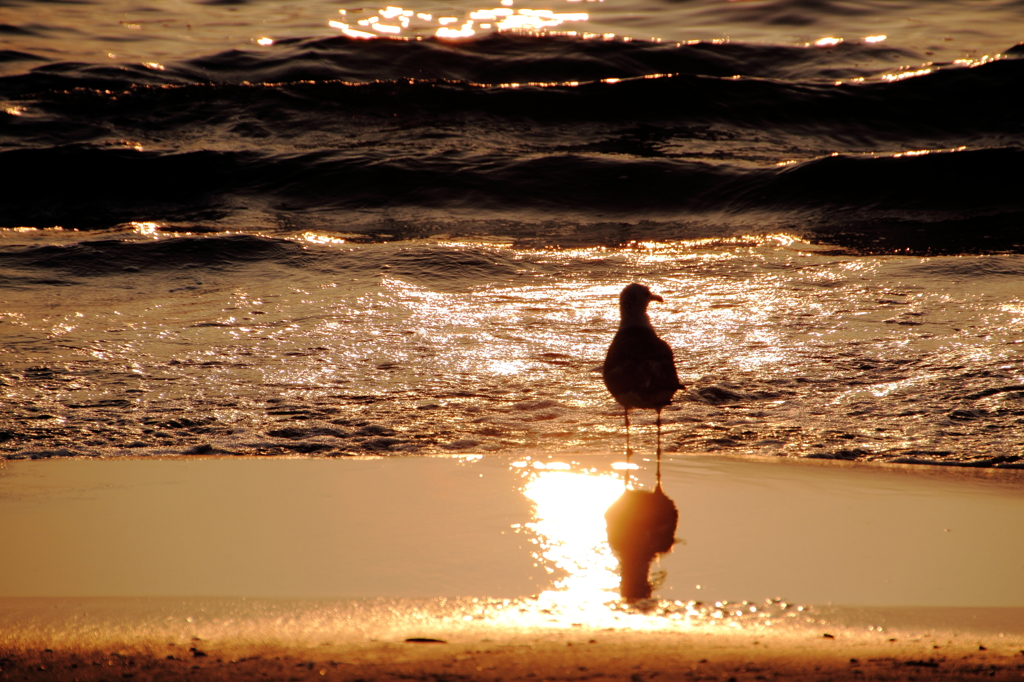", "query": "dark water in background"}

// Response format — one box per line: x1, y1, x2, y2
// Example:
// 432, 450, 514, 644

1, 0, 1023, 465
2, 0, 1023, 247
